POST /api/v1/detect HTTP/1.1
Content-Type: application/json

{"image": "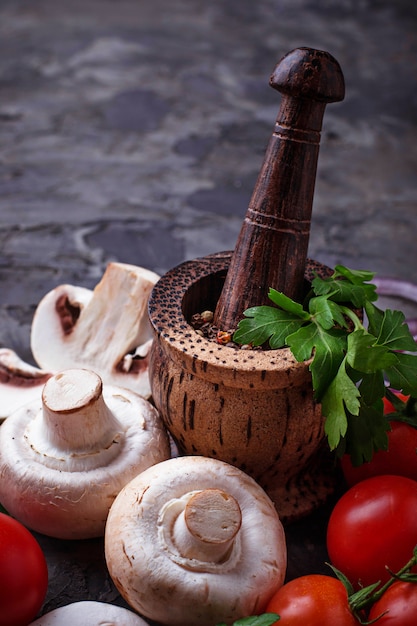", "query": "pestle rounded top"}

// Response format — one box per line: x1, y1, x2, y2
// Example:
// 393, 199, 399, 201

270, 47, 345, 103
